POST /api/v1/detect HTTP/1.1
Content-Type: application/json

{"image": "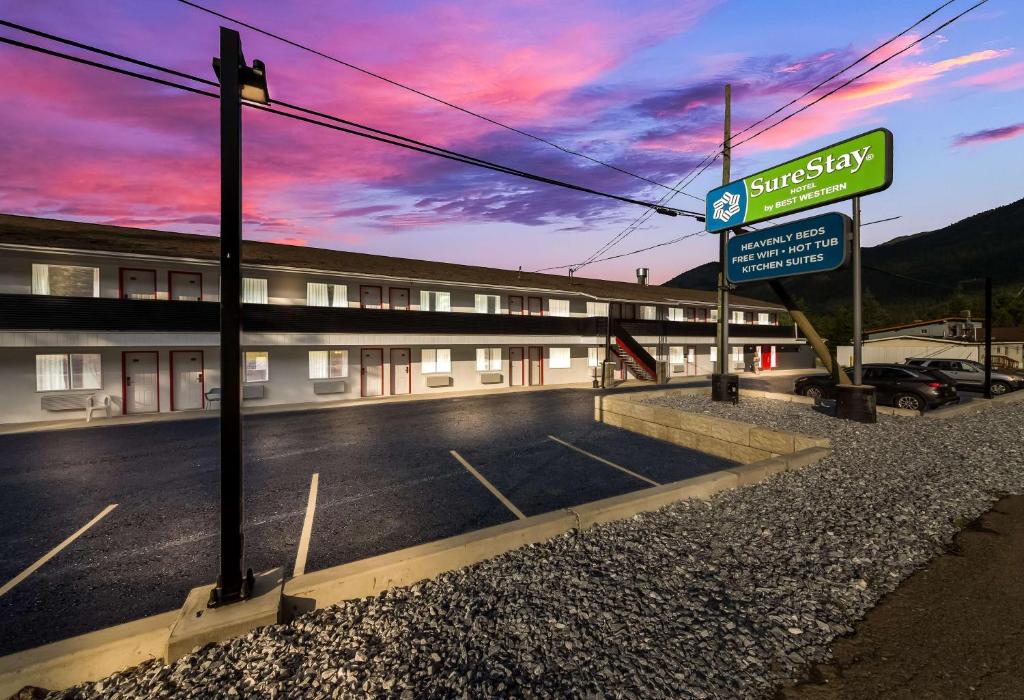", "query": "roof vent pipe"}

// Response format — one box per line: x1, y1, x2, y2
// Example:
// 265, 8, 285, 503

636, 267, 649, 286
